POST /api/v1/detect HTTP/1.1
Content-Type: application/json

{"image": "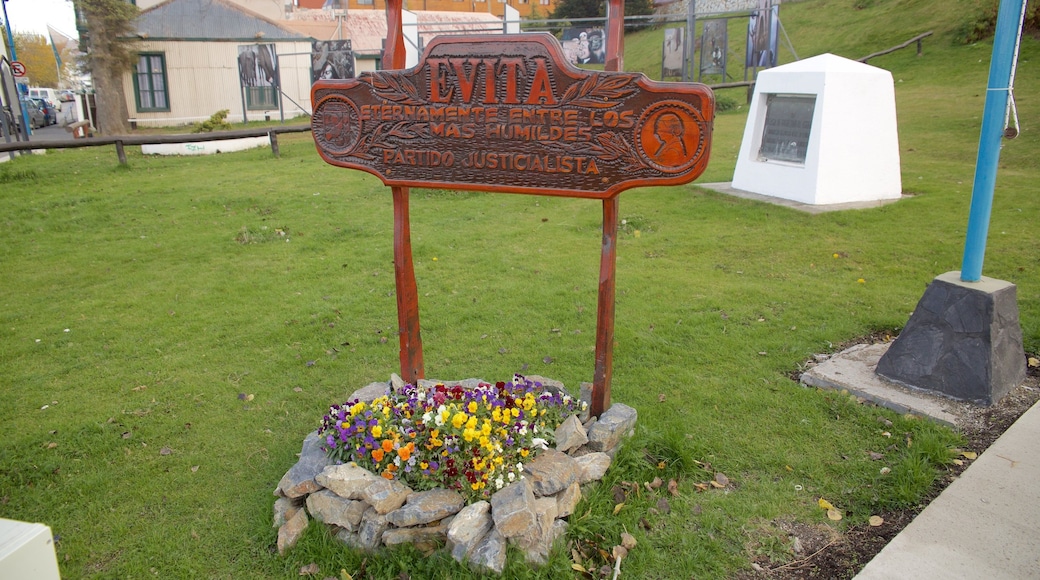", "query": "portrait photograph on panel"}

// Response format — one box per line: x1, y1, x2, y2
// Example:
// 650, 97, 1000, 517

662, 28, 685, 78
561, 28, 607, 65
312, 40, 355, 83
238, 44, 279, 88
745, 0, 774, 68
699, 19, 727, 77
